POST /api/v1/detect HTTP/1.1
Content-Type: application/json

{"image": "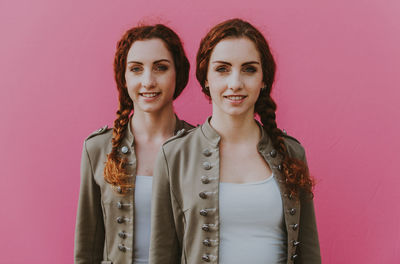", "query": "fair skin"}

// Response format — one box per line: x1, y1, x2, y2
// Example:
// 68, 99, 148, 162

125, 38, 177, 176
206, 37, 272, 183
